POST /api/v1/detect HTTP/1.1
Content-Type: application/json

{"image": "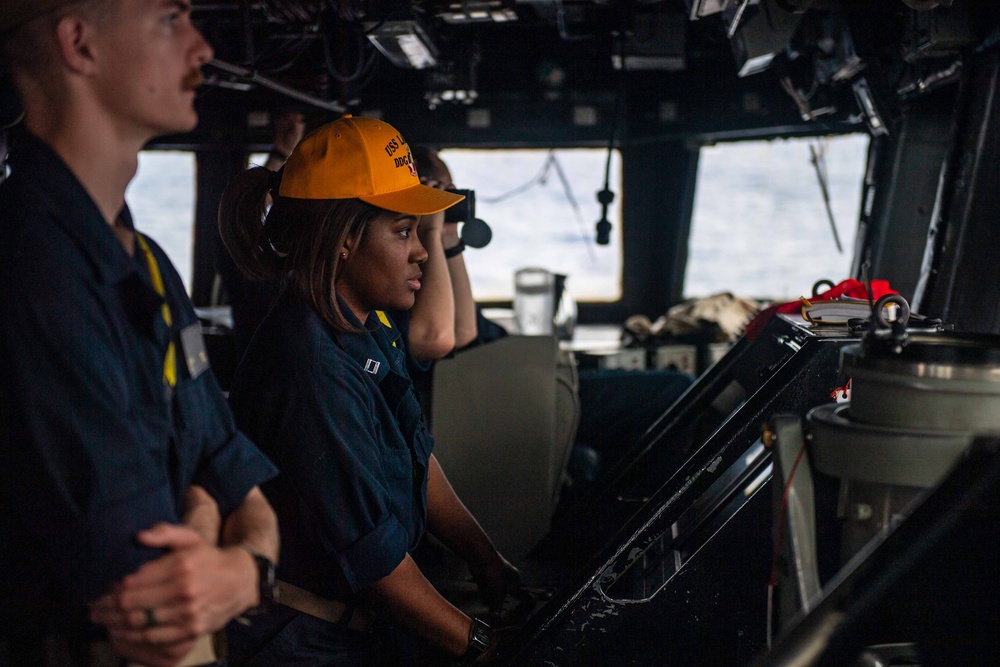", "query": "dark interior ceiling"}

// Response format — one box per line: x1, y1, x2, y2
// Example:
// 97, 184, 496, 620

164, 0, 998, 150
